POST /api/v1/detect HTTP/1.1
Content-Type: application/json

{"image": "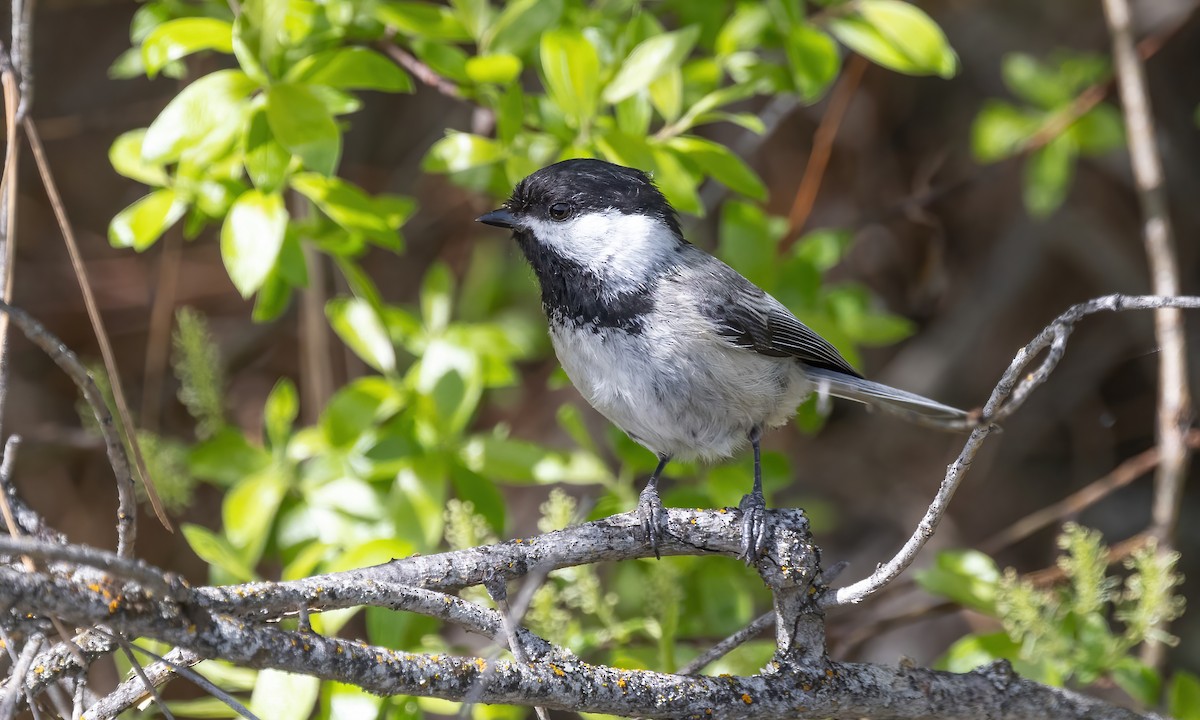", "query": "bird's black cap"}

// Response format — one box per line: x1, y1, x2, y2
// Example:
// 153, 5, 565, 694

476, 158, 682, 237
